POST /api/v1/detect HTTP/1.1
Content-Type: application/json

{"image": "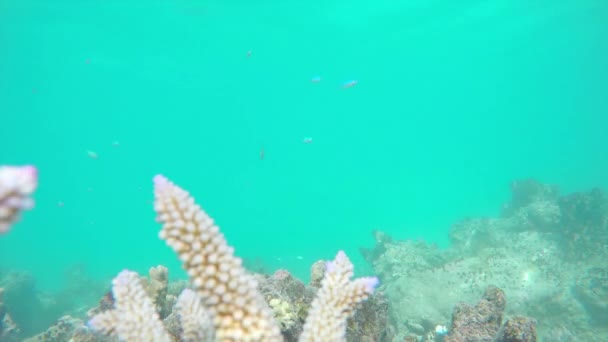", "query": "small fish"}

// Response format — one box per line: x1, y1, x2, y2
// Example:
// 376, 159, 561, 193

260, 147, 265, 160
87, 150, 98, 159
246, 50, 252, 58
112, 141, 120, 147
311, 75, 321, 83
342, 80, 358, 88
303, 137, 313, 144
